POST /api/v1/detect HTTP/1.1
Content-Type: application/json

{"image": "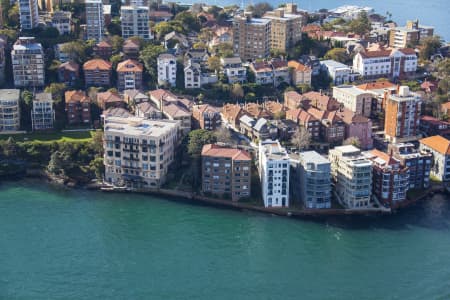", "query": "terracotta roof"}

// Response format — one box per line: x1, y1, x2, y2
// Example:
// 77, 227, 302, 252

96, 40, 112, 48
398, 48, 416, 55
123, 39, 140, 48
65, 90, 89, 103
336, 107, 370, 124
149, 10, 173, 18
193, 104, 220, 114
102, 107, 131, 118
83, 59, 112, 71
442, 102, 450, 111
222, 103, 242, 122
270, 59, 288, 70
201, 144, 251, 160
163, 103, 191, 118
244, 103, 271, 119
59, 61, 79, 72
370, 149, 399, 166
251, 61, 272, 72
136, 102, 159, 113
359, 49, 392, 58
97, 91, 122, 104
303, 91, 339, 111
288, 61, 311, 72
264, 101, 284, 115
420, 135, 450, 155
117, 59, 143, 72
357, 81, 396, 90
